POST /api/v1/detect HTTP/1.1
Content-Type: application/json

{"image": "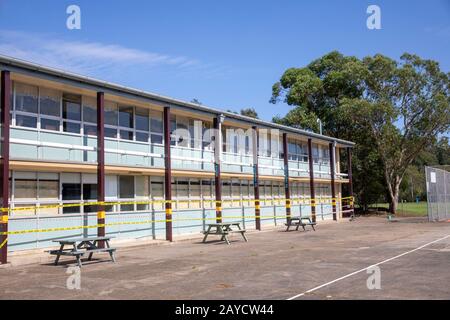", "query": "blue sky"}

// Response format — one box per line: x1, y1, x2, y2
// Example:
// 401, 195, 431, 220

0, 0, 449, 121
